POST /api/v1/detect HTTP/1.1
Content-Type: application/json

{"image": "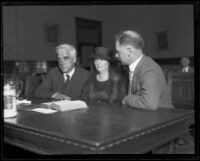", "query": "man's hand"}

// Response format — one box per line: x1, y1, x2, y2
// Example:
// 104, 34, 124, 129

52, 92, 71, 100
122, 94, 132, 105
